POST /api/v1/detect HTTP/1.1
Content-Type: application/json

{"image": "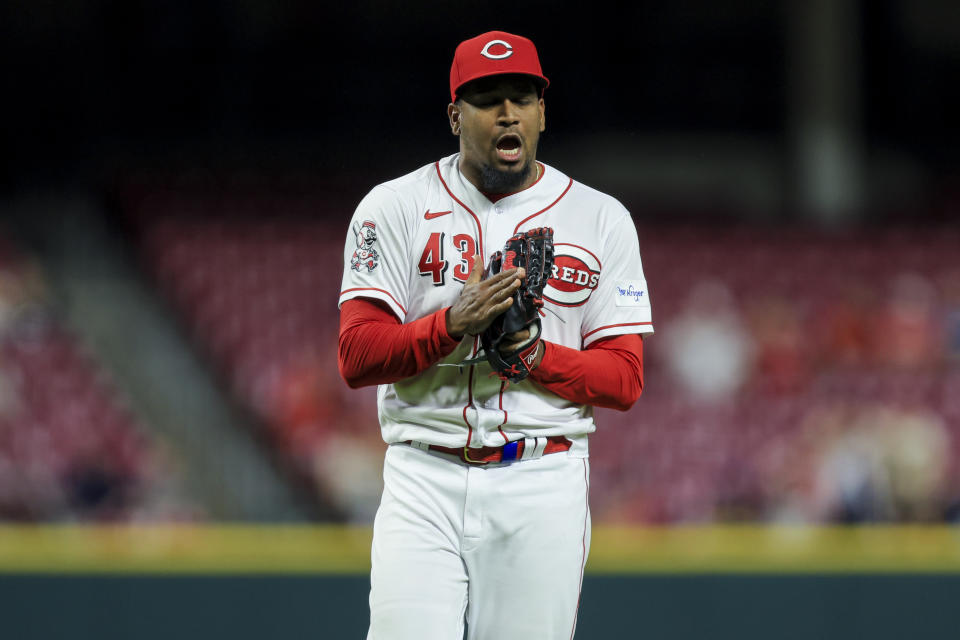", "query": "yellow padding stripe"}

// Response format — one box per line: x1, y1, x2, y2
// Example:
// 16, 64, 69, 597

589, 525, 960, 574
2, 525, 960, 574
0, 525, 372, 574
